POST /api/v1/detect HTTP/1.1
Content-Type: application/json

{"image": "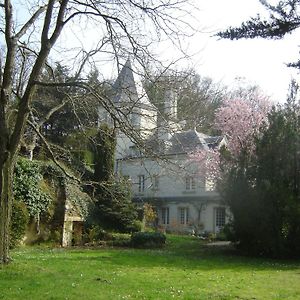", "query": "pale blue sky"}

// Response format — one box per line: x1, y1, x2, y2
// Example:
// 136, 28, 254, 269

172, 0, 300, 103
54, 0, 300, 103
